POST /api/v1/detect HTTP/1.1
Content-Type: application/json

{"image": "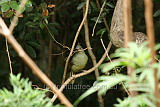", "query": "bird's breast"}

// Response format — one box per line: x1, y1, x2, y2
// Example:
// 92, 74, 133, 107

71, 52, 88, 72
